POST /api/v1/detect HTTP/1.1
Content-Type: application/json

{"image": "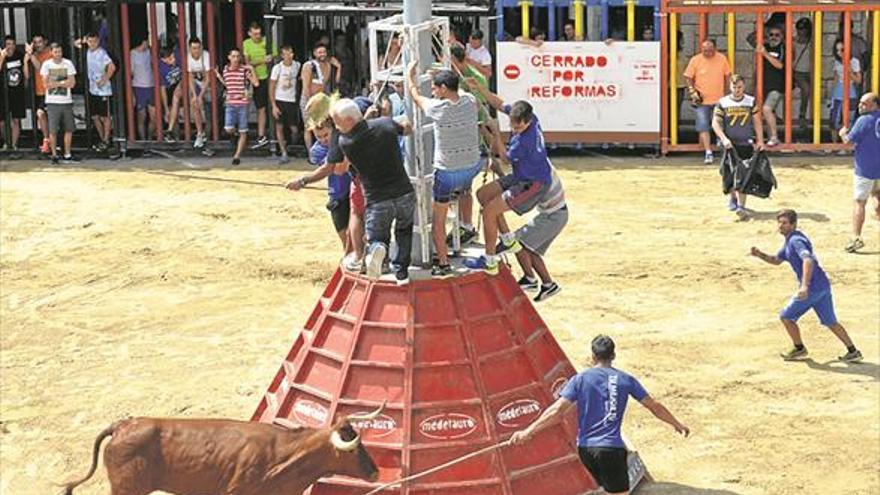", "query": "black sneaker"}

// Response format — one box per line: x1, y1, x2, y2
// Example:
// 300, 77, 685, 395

431, 264, 454, 278
232, 157, 241, 166
51, 155, 60, 165
534, 282, 561, 302
395, 269, 410, 286
838, 349, 863, 363
517, 275, 539, 291
780, 346, 808, 361
250, 135, 269, 149
446, 225, 478, 246
61, 155, 79, 164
